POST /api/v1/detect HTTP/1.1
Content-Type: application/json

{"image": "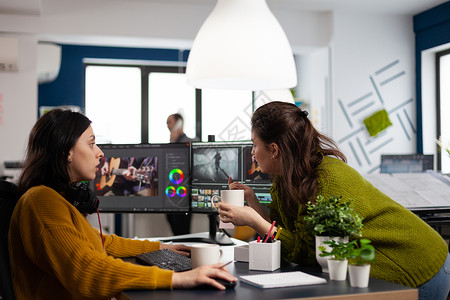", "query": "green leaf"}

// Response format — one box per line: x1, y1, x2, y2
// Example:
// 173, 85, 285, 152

305, 195, 363, 237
